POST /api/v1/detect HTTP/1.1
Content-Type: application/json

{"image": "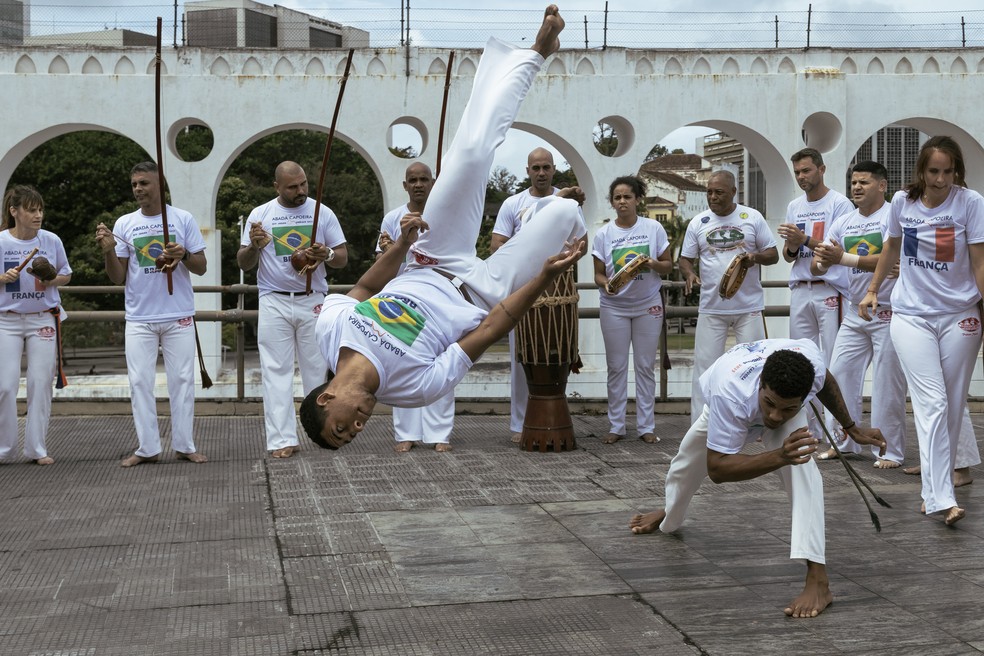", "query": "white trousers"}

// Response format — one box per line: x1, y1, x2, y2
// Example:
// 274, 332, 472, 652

125, 319, 197, 457
891, 310, 981, 514
599, 303, 662, 435
662, 406, 826, 564
789, 283, 841, 450
0, 311, 57, 460
258, 292, 328, 450
393, 390, 455, 444
825, 306, 907, 462
690, 312, 765, 421
507, 329, 529, 433
406, 39, 583, 312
